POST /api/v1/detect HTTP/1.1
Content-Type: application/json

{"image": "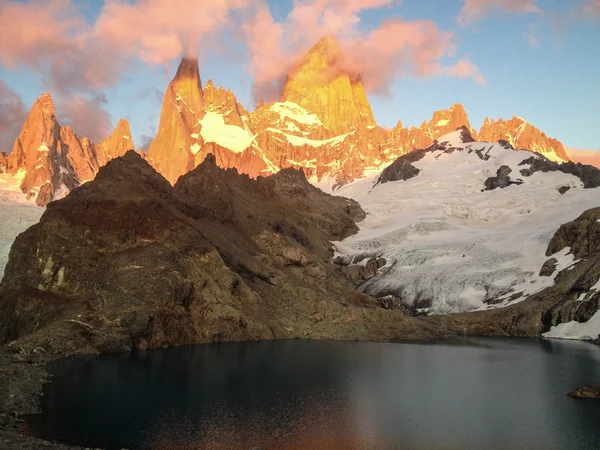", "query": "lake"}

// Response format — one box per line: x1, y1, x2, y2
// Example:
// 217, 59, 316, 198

24, 338, 600, 449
